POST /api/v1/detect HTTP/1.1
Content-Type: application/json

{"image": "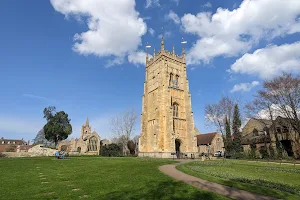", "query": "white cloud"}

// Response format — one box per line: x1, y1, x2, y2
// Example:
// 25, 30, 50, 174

230, 81, 259, 93
128, 51, 149, 66
257, 104, 285, 120
148, 28, 155, 36
166, 10, 180, 24
23, 94, 48, 100
181, 0, 300, 65
230, 42, 300, 79
50, 0, 147, 66
145, 0, 160, 8
257, 104, 300, 120
202, 2, 212, 8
